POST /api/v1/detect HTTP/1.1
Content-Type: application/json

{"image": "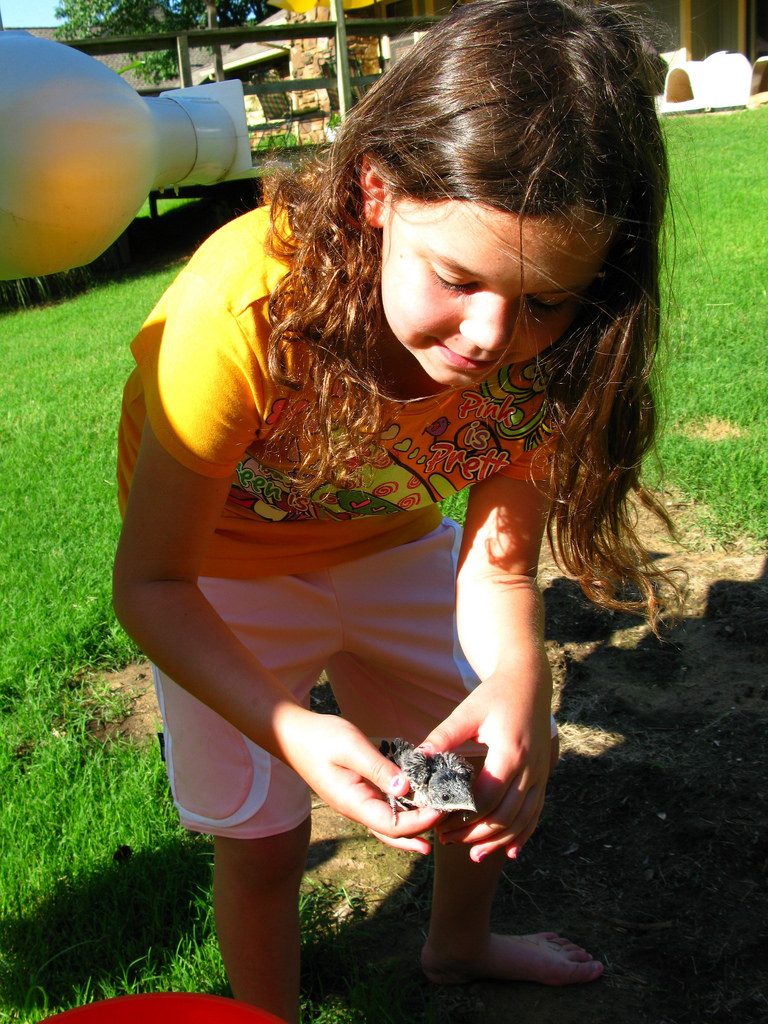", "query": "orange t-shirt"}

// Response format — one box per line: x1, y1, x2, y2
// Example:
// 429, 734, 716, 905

117, 205, 551, 578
